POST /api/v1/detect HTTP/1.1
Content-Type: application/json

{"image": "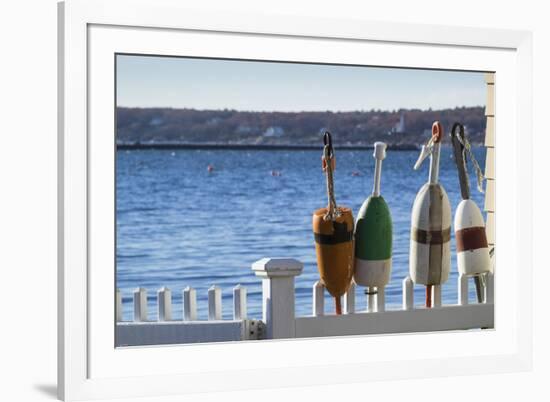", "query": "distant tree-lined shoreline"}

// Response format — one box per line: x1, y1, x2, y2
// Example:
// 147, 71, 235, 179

116, 106, 486, 147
